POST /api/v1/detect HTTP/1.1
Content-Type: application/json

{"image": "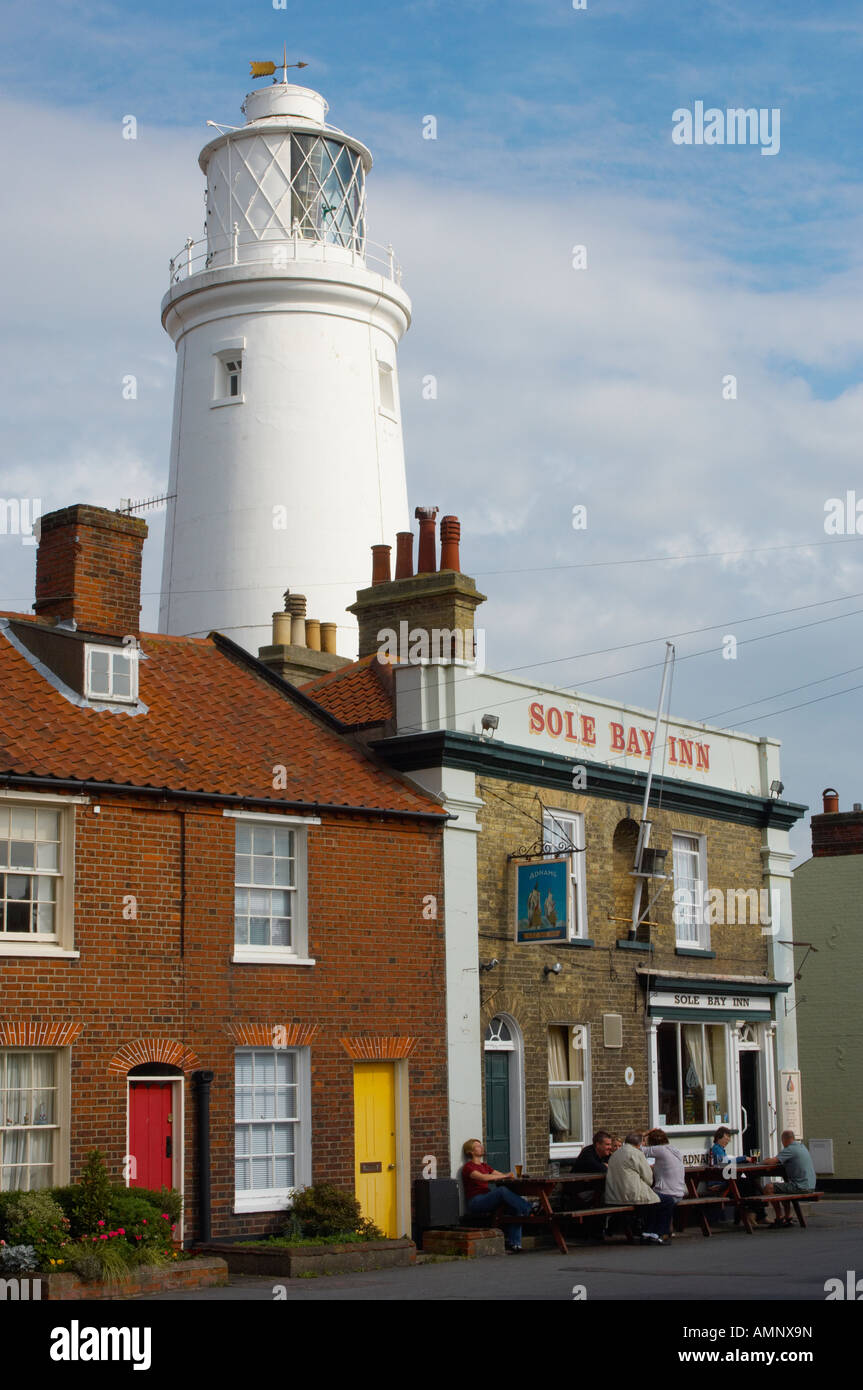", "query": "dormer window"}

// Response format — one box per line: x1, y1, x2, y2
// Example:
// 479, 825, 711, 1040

85, 645, 138, 703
